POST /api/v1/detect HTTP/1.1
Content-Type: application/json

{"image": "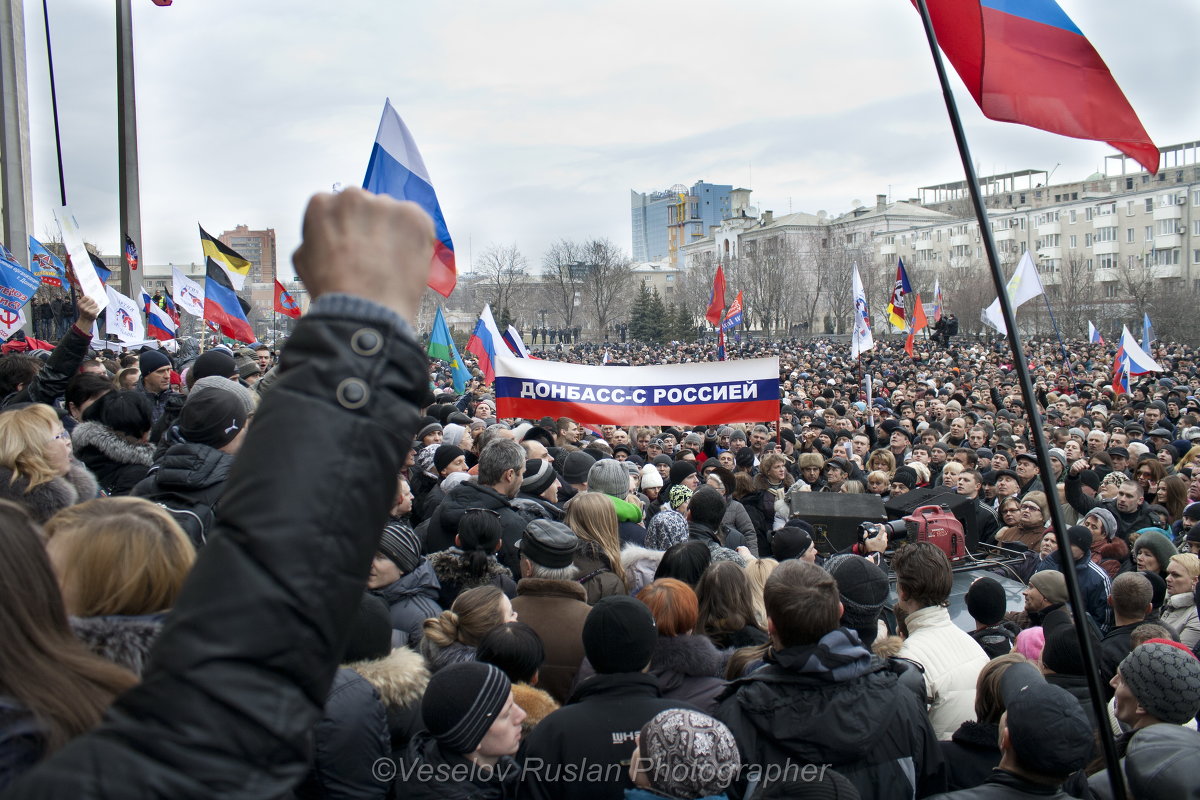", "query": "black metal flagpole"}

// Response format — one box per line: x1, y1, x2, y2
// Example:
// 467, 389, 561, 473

911, 1, 1124, 795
